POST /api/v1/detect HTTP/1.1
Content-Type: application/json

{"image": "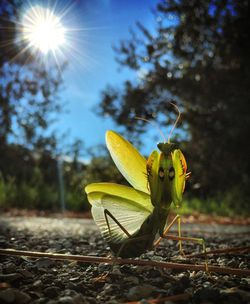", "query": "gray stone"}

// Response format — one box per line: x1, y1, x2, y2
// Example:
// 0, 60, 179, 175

33, 280, 42, 287
41, 274, 55, 284
164, 282, 172, 290
73, 294, 88, 304
65, 282, 78, 291
36, 258, 55, 268
13, 290, 32, 304
127, 284, 154, 301
18, 269, 33, 279
124, 276, 140, 285
221, 287, 250, 303
69, 276, 80, 282
0, 289, 31, 304
44, 286, 60, 298
3, 263, 16, 274
227, 258, 239, 268
0, 273, 22, 283
58, 296, 74, 304
103, 283, 115, 294
0, 289, 15, 303
63, 289, 78, 297
111, 266, 122, 276
193, 287, 220, 303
